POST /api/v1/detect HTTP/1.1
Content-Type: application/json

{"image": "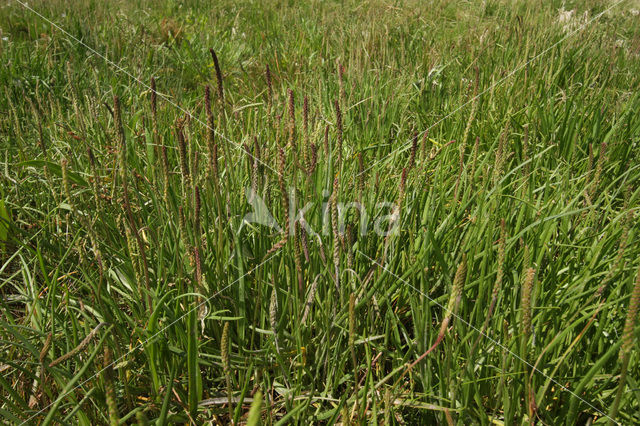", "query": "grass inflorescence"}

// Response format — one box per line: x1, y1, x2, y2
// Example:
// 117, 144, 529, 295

1, 0, 640, 424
